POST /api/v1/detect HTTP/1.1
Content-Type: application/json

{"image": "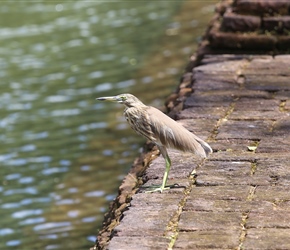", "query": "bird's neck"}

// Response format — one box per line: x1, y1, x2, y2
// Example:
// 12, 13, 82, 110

124, 102, 146, 108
